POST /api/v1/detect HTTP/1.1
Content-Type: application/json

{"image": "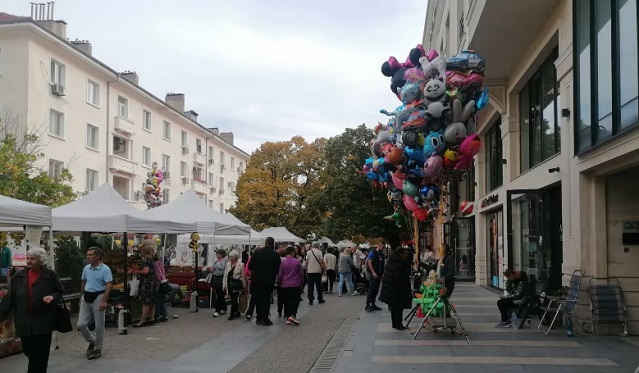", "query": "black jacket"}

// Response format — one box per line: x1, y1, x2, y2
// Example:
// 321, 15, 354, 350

248, 246, 280, 290
0, 267, 64, 337
380, 254, 412, 309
